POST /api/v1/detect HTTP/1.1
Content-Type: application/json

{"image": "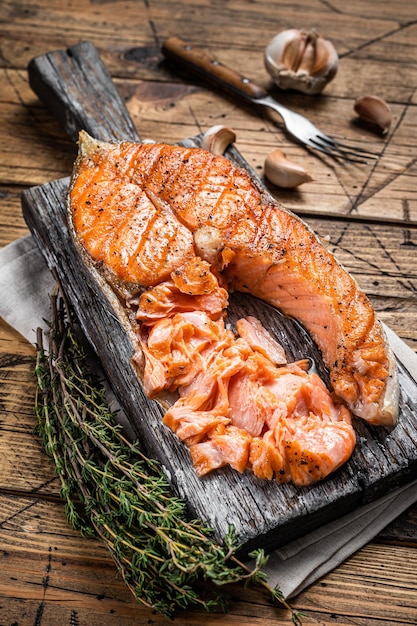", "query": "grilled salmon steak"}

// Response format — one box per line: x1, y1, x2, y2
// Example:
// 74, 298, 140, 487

68, 131, 399, 485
